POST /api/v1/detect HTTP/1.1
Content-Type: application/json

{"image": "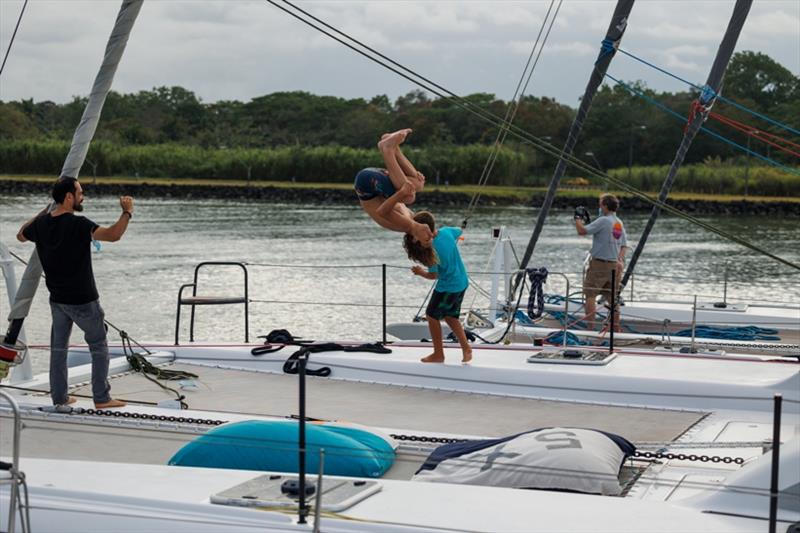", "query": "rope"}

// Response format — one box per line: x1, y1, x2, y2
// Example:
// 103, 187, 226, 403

616, 47, 800, 137
120, 334, 194, 408
0, 0, 28, 78
264, 0, 800, 273
605, 72, 800, 177
526, 267, 549, 320
709, 111, 800, 158
462, 0, 562, 228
